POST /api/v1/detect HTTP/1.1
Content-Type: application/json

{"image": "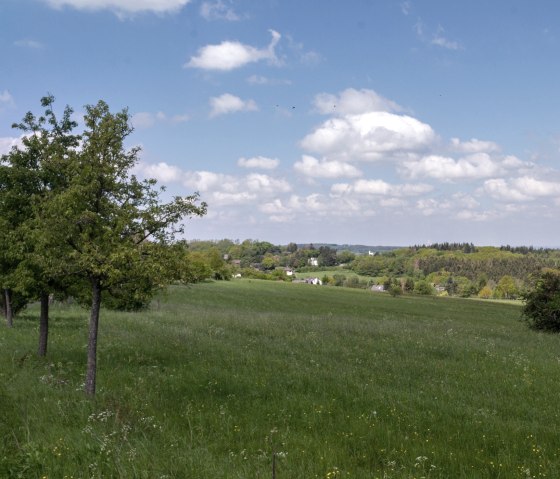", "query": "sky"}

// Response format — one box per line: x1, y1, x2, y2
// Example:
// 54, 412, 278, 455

1, 0, 560, 247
